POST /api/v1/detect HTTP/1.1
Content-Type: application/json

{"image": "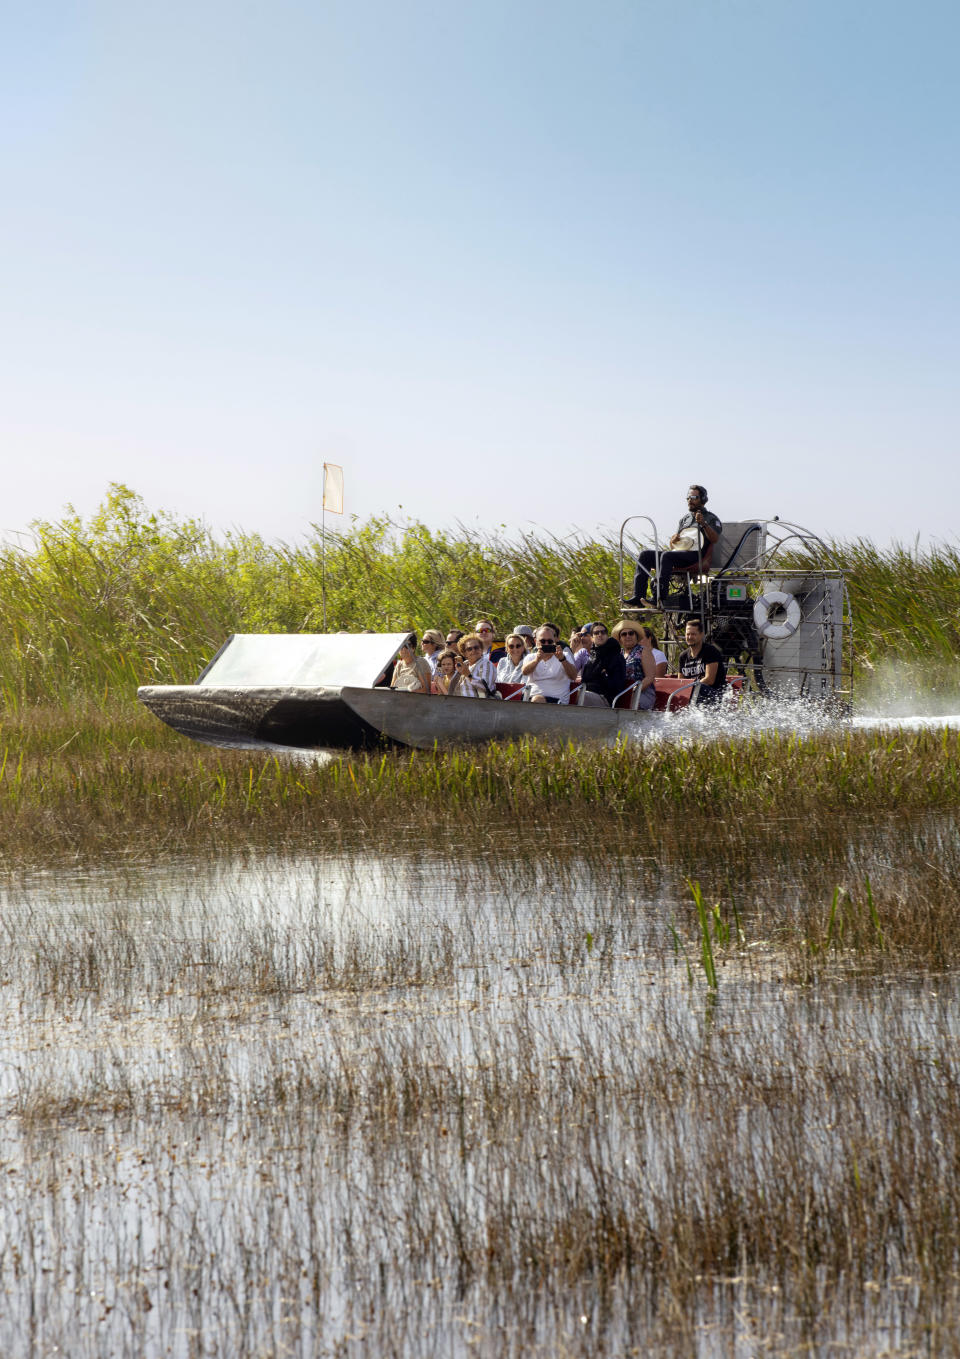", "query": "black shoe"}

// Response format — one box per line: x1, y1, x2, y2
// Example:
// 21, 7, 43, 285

622, 596, 645, 607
